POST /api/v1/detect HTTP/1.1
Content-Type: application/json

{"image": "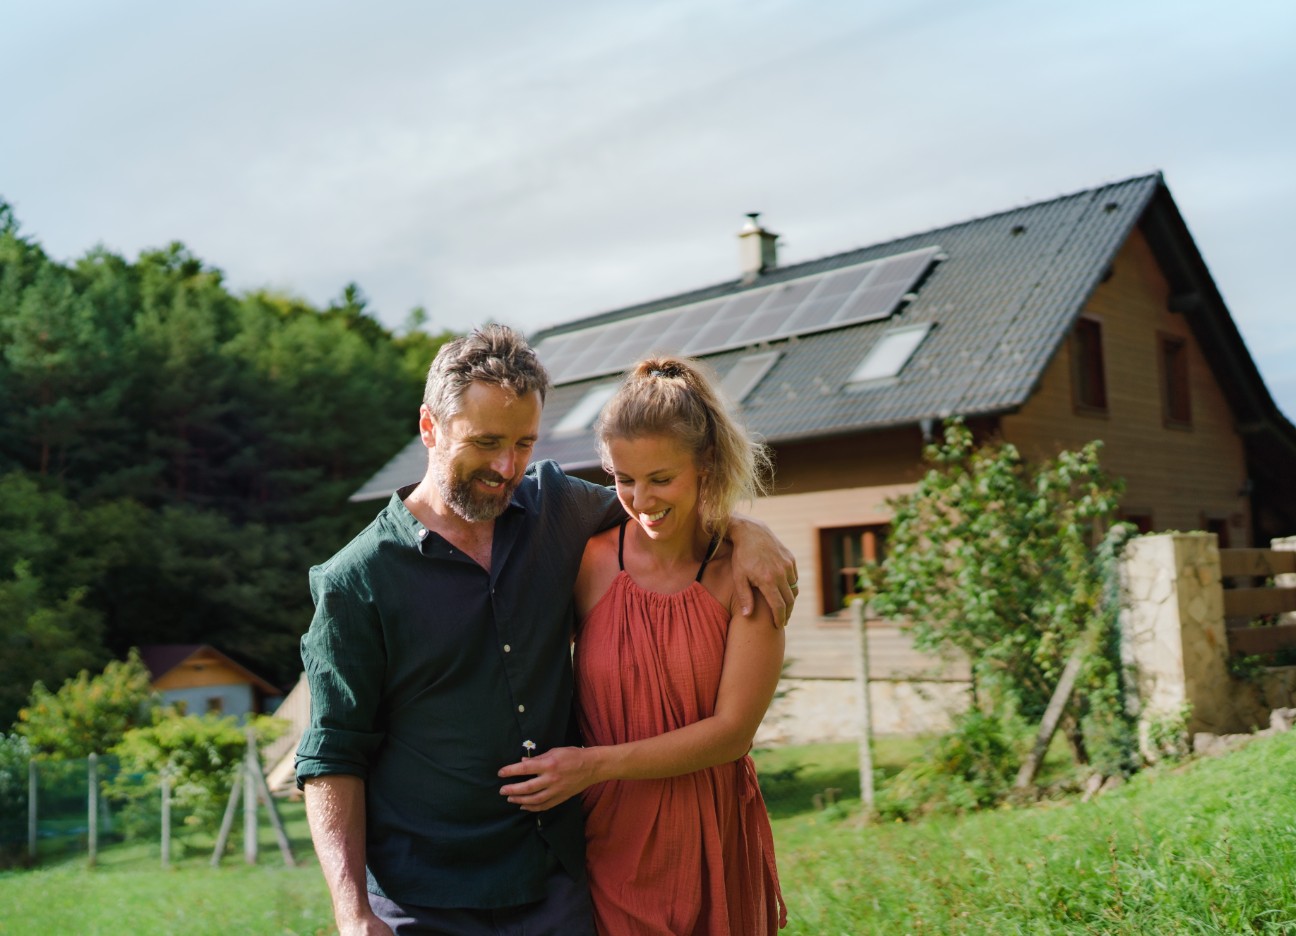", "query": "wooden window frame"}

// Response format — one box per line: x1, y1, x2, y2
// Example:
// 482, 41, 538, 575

1119, 510, 1155, 534
817, 524, 888, 615
1070, 316, 1108, 415
1158, 332, 1192, 429
1202, 515, 1230, 549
